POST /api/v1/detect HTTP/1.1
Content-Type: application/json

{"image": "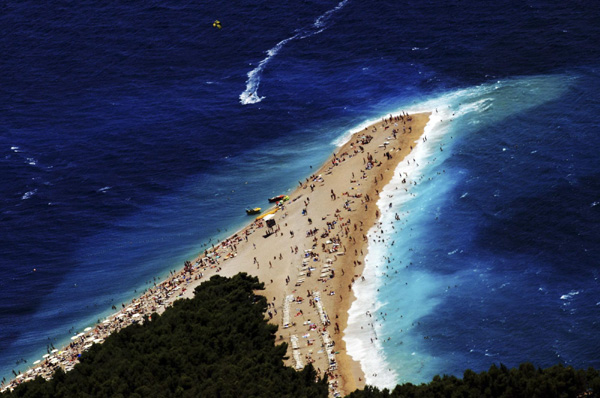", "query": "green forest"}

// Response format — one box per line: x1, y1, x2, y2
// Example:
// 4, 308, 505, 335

2, 273, 599, 398
348, 363, 600, 398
